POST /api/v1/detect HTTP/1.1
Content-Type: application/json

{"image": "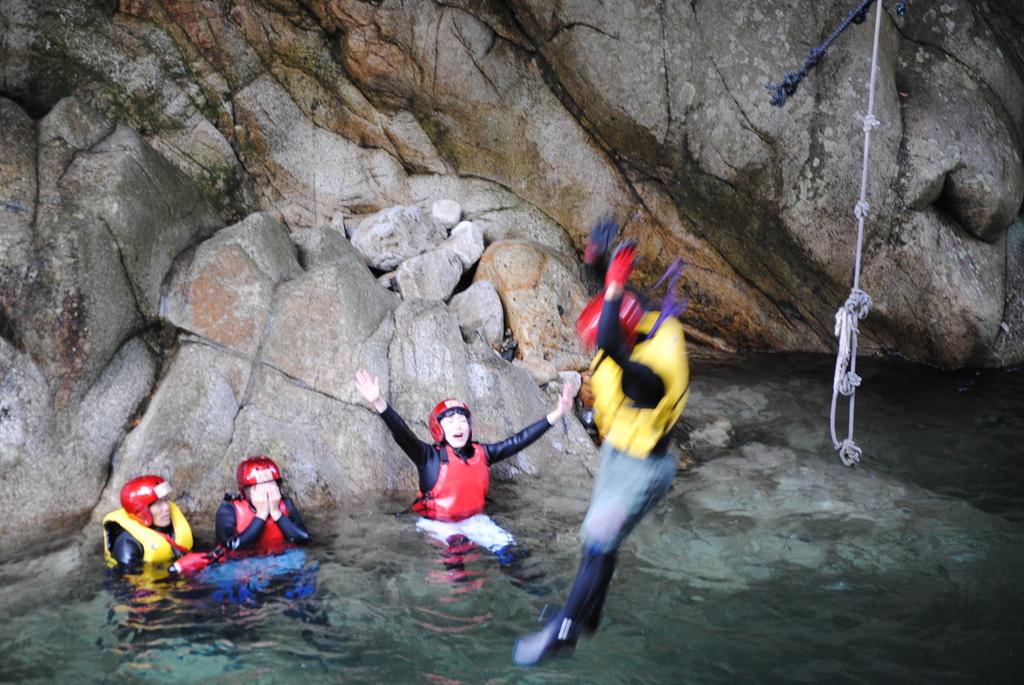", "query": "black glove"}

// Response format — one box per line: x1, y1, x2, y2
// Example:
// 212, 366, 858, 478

585, 217, 618, 265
